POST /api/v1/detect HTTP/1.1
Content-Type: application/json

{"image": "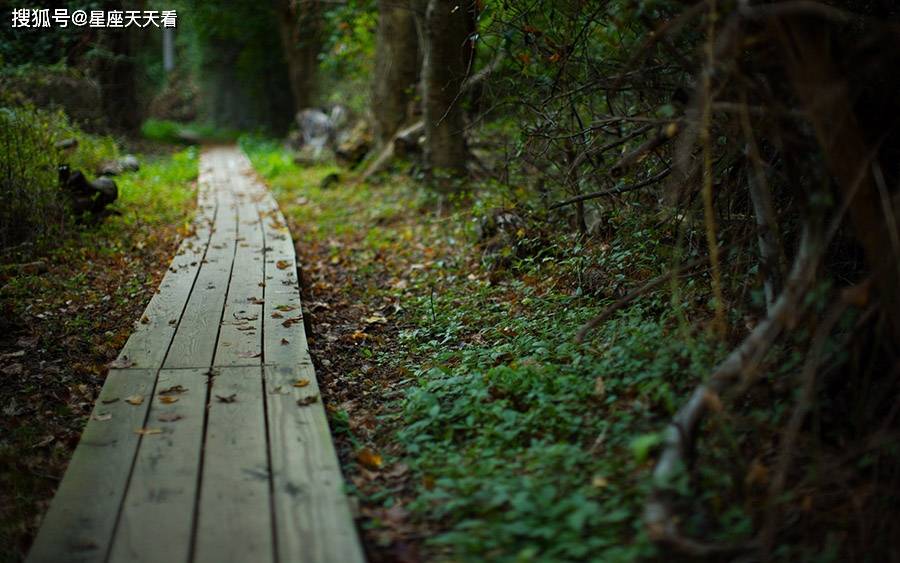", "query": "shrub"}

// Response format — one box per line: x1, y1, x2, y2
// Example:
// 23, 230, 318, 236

0, 104, 120, 258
